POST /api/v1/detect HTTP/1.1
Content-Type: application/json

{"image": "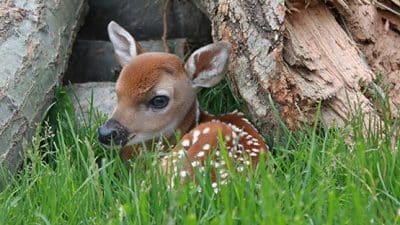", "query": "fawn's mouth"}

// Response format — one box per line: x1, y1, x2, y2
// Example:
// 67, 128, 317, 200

125, 131, 166, 146
124, 133, 136, 145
